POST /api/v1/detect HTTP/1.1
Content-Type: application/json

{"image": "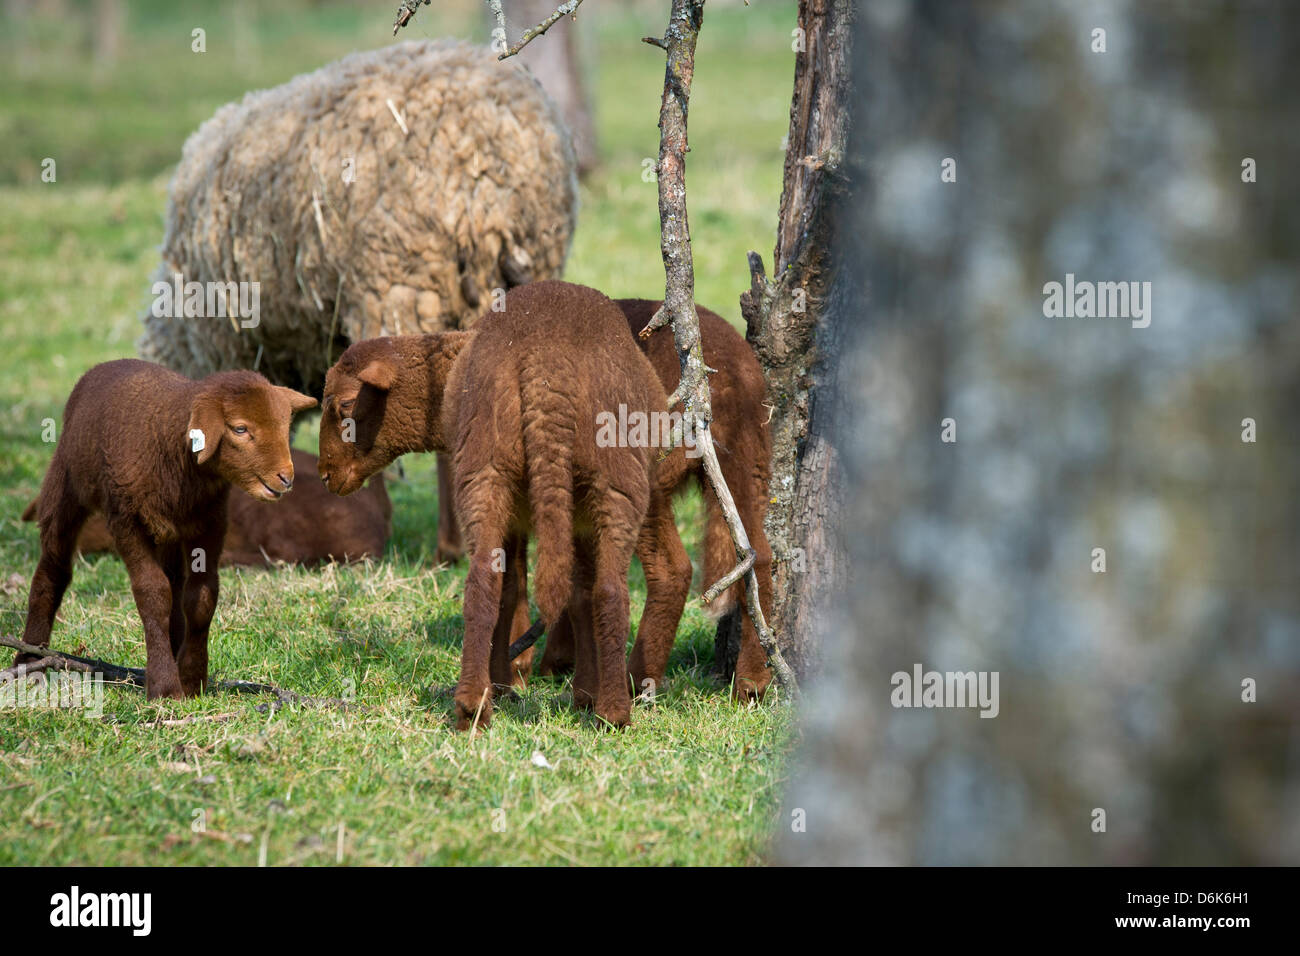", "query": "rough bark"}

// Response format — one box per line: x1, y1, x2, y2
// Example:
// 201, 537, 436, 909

741, 0, 855, 677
